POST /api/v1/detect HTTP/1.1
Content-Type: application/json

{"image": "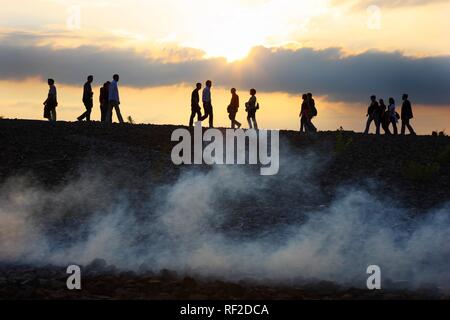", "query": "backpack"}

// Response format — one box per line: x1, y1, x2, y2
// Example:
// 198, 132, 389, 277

245, 99, 259, 112
310, 104, 317, 117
